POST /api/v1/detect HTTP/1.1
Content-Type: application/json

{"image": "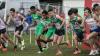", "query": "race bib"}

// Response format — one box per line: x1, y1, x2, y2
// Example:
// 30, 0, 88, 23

86, 18, 98, 30
89, 23, 97, 30
55, 23, 61, 29
74, 22, 80, 29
